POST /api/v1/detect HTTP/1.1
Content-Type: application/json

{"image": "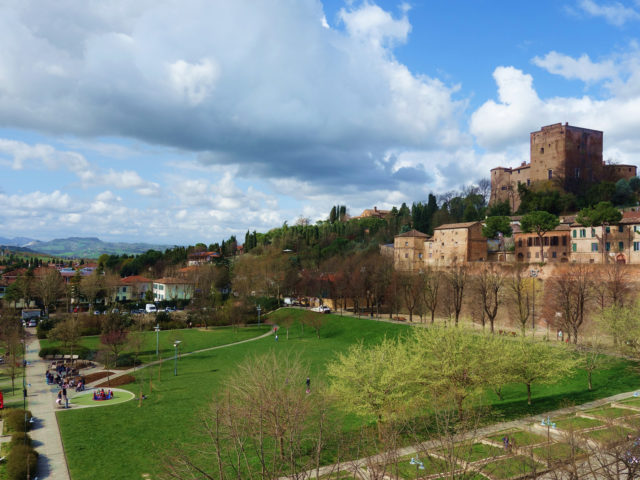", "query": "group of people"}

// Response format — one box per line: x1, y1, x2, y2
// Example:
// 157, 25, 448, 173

93, 389, 114, 401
